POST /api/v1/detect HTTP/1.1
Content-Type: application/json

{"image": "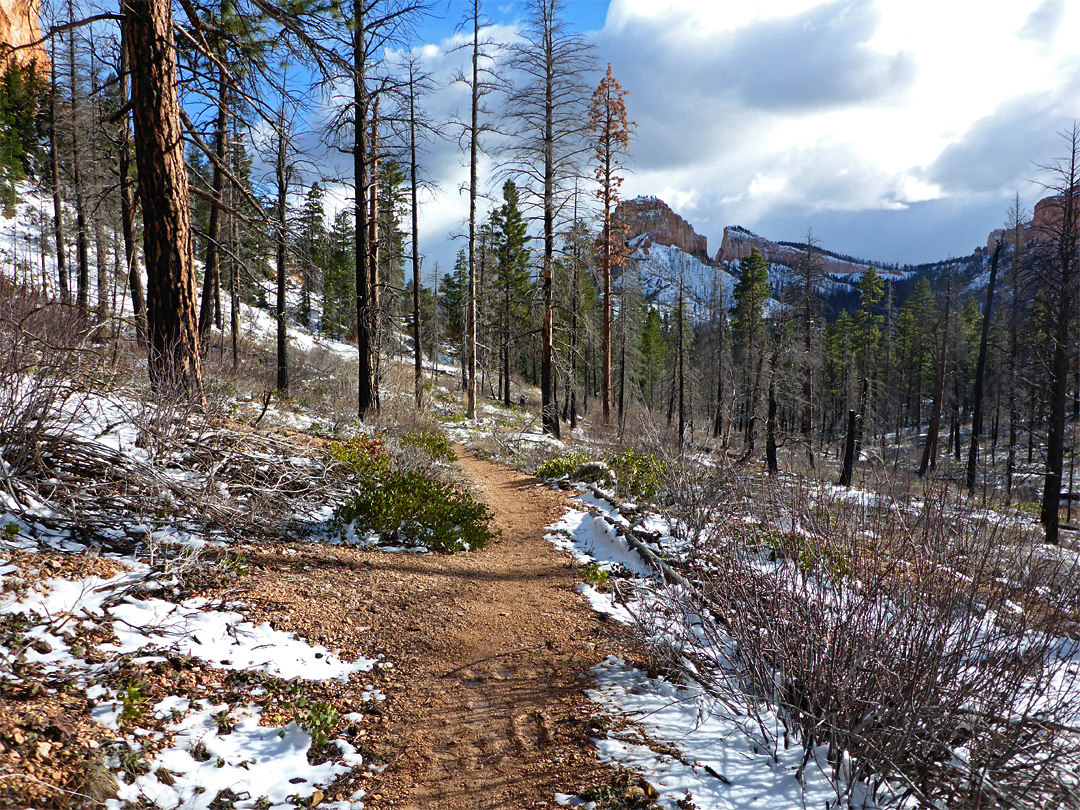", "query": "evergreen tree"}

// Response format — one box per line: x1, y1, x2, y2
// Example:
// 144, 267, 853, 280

492, 180, 531, 405
0, 60, 45, 208
731, 248, 771, 451
296, 182, 327, 328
